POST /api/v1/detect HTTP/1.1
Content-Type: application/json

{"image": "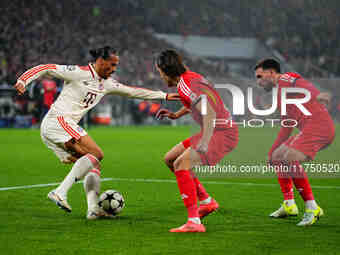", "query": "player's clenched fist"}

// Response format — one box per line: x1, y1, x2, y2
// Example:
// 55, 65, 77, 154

14, 81, 26, 95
